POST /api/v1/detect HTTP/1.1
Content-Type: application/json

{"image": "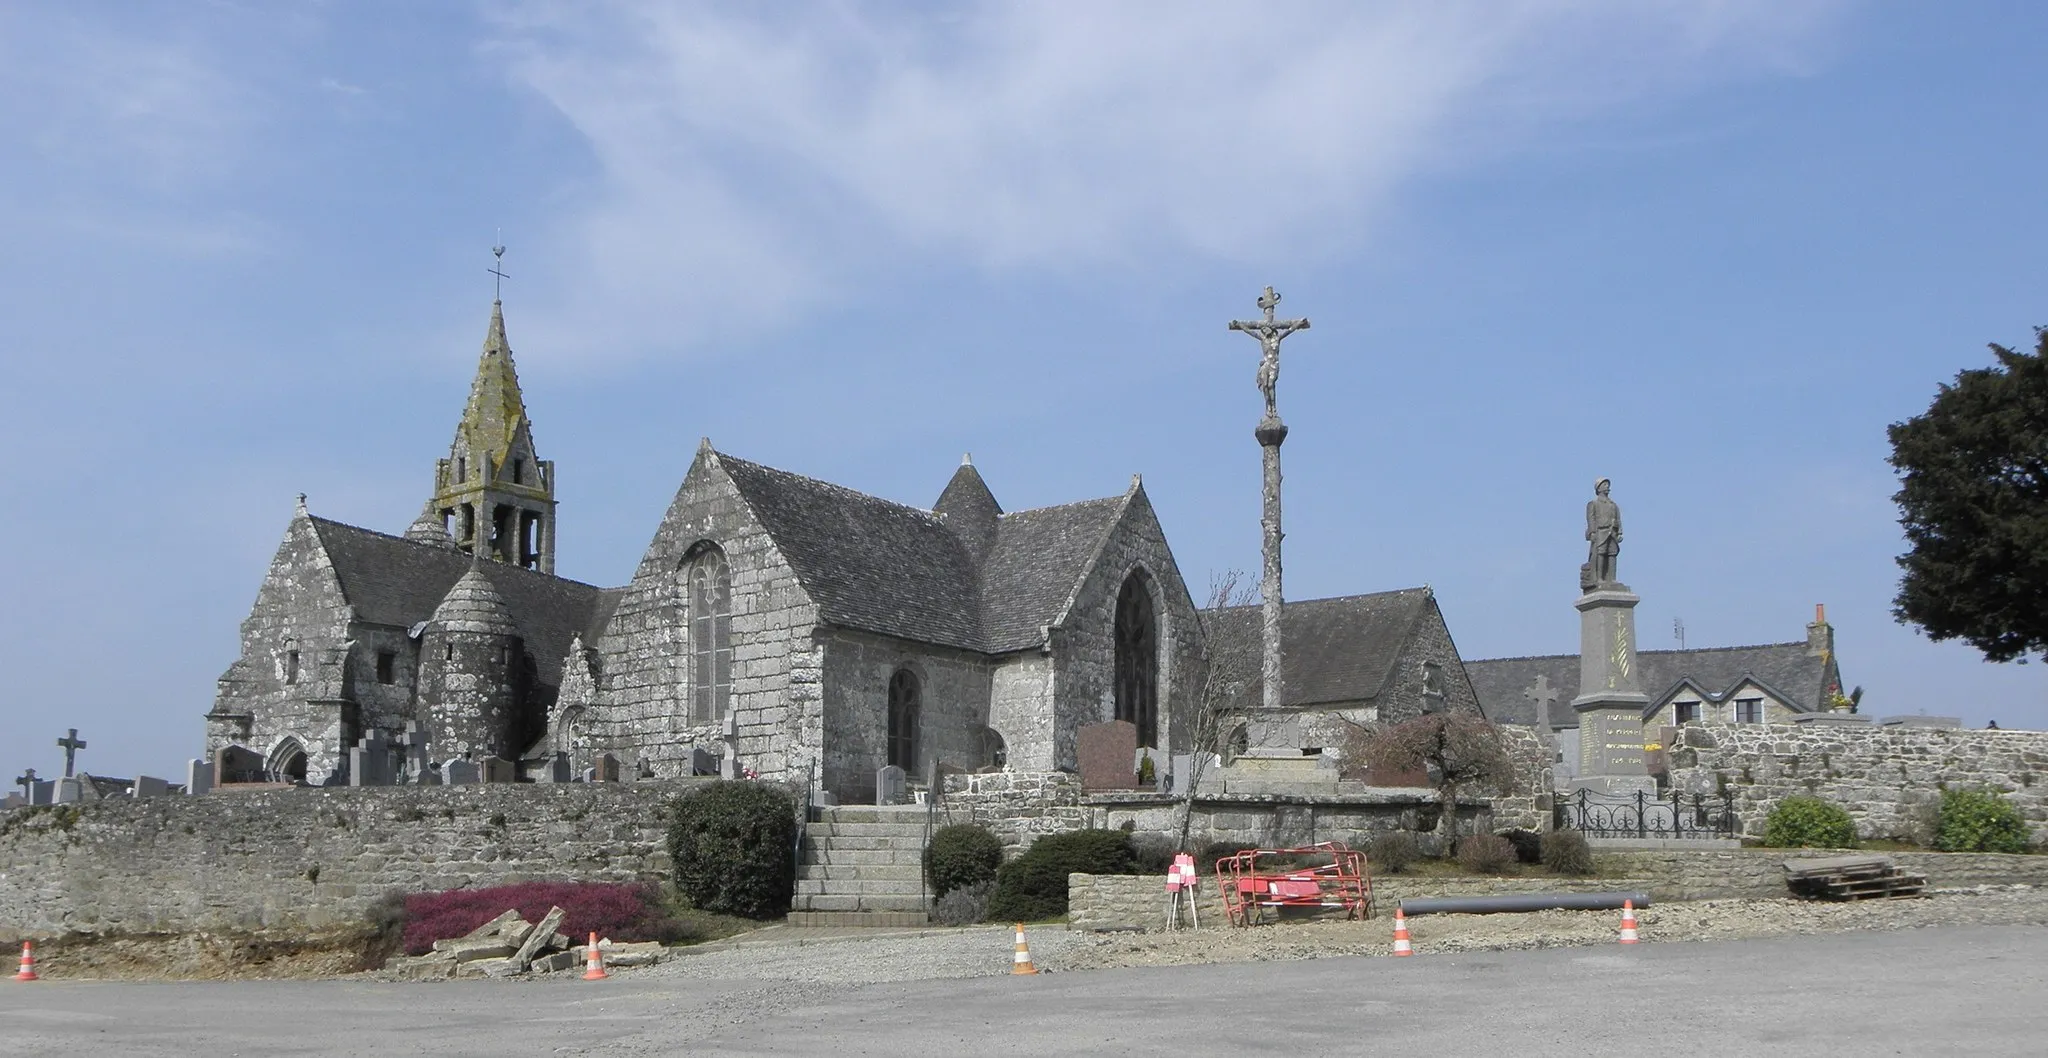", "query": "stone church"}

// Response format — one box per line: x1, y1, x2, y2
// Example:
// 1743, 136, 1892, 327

206, 297, 1489, 800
